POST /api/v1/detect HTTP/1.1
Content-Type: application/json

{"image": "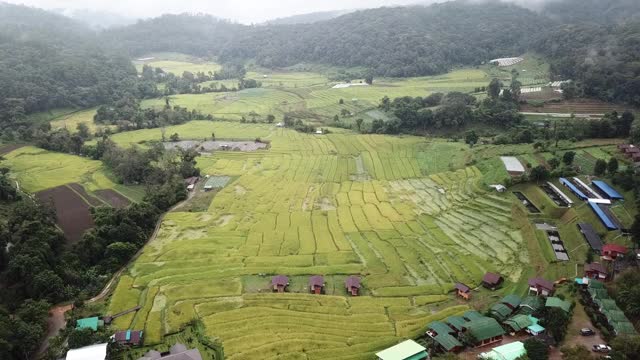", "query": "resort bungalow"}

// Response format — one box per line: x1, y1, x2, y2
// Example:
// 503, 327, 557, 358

602, 244, 627, 260
426, 321, 463, 352
584, 262, 608, 281
272, 275, 289, 293
500, 295, 522, 310
490, 303, 514, 322
309, 275, 325, 294
76, 317, 104, 331
478, 341, 526, 360
464, 317, 505, 347
66, 343, 108, 360
345, 276, 361, 296
139, 343, 203, 360
518, 296, 543, 315
445, 316, 467, 333
545, 297, 572, 313
528, 278, 555, 297
463, 310, 485, 322
454, 283, 471, 300
503, 314, 534, 334
113, 330, 144, 346
482, 272, 504, 291
376, 339, 428, 360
